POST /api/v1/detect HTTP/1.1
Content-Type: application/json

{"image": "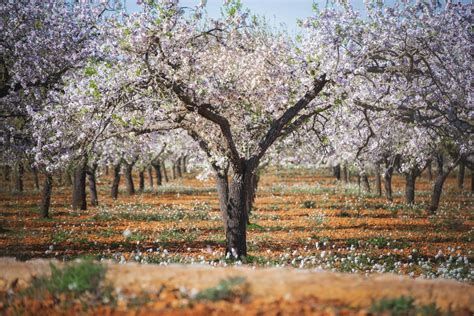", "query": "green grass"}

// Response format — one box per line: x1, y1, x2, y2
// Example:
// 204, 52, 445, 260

24, 260, 108, 298
194, 277, 248, 302
370, 296, 441, 316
